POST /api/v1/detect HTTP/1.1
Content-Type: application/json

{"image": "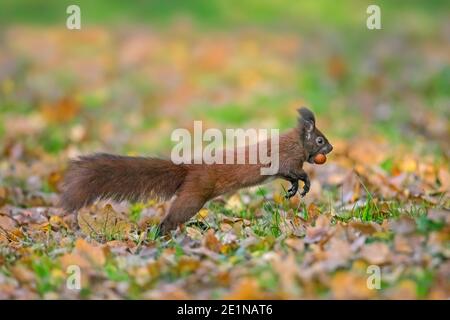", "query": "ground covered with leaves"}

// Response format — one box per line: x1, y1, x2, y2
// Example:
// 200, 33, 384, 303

0, 2, 449, 299
1, 138, 448, 299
